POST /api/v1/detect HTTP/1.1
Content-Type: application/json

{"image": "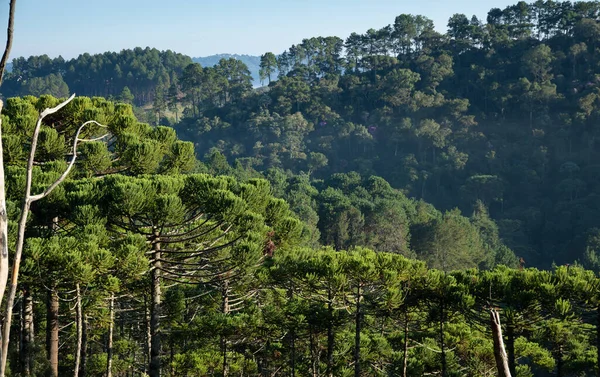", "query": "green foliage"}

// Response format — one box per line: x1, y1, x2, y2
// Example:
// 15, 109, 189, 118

8, 3, 600, 376
142, 2, 600, 269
